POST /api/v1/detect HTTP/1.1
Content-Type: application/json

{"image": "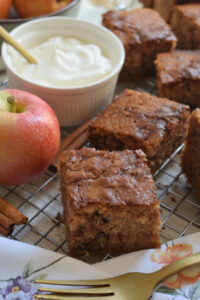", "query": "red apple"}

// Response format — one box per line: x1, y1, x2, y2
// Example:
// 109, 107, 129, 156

13, 0, 72, 18
0, 89, 60, 186
0, 0, 12, 19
